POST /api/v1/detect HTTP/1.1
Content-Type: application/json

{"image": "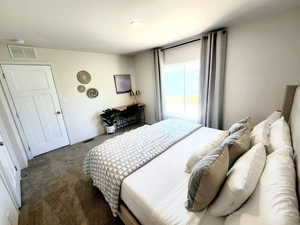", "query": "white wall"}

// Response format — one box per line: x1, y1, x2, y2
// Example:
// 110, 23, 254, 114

0, 45, 136, 146
224, 7, 300, 128
0, 177, 18, 225
1, 7, 299, 156
132, 8, 300, 129
133, 51, 156, 124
